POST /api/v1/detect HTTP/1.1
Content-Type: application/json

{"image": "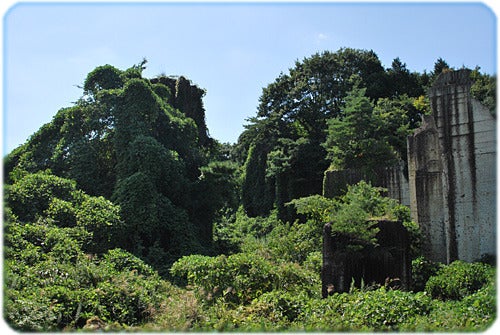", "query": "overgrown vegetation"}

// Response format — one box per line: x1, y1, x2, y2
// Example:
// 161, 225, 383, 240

3, 50, 496, 331
4, 173, 172, 330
